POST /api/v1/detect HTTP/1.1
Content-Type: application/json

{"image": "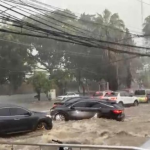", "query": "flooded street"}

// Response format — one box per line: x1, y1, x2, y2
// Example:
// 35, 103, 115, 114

1, 104, 150, 149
